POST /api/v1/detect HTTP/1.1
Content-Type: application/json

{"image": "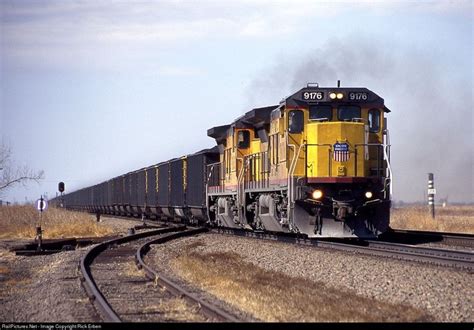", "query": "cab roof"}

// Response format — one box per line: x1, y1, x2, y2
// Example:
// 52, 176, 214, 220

285, 86, 390, 112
